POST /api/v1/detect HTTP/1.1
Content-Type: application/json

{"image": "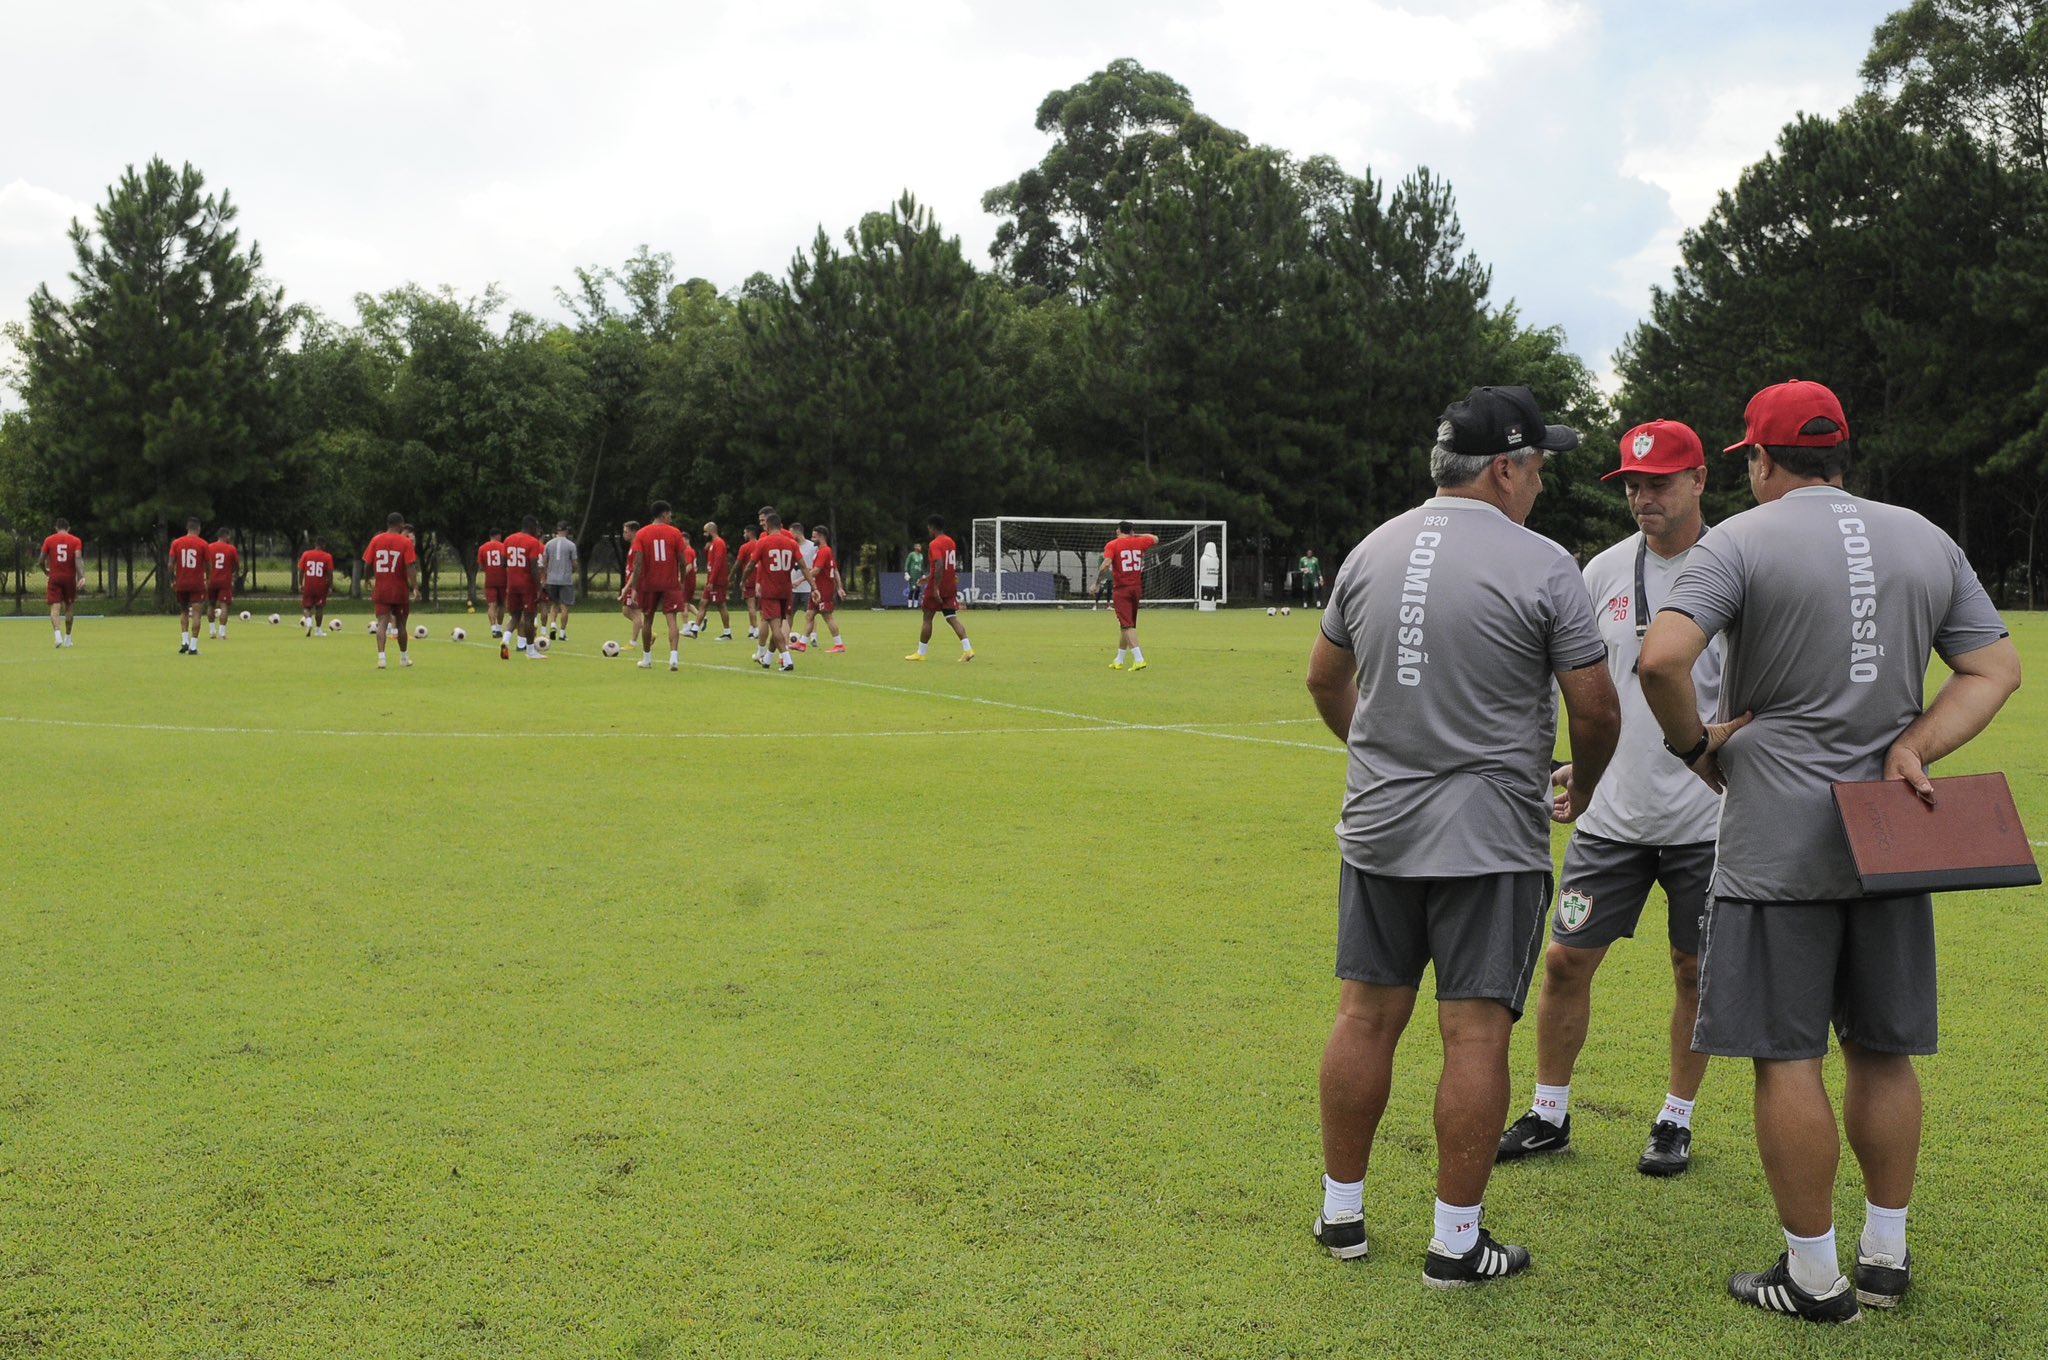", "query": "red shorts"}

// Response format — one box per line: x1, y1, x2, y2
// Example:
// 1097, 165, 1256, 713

704, 584, 728, 605
207, 585, 234, 606
484, 582, 505, 605
175, 587, 206, 607
1113, 587, 1142, 629
47, 579, 78, 606
922, 590, 959, 614
641, 588, 683, 616
374, 597, 410, 623
683, 577, 697, 606
620, 589, 640, 612
813, 589, 836, 613
302, 591, 329, 611
505, 585, 537, 616
760, 596, 792, 621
